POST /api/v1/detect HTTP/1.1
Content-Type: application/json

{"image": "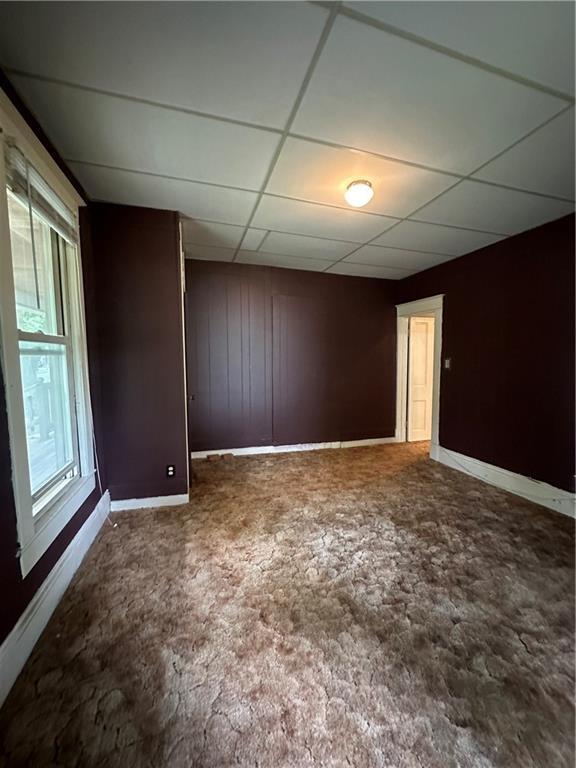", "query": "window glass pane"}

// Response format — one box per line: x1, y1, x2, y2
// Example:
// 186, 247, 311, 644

7, 193, 63, 335
19, 340, 74, 496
